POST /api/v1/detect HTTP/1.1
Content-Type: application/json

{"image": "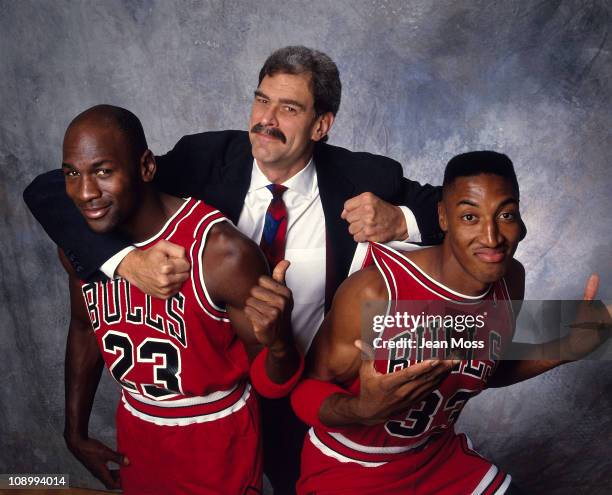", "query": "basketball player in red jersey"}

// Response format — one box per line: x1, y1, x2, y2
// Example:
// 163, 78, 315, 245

57, 105, 302, 494
291, 151, 607, 494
